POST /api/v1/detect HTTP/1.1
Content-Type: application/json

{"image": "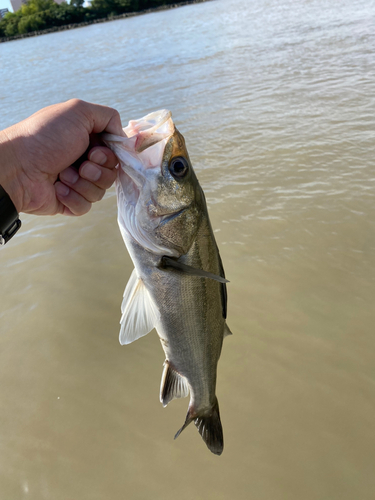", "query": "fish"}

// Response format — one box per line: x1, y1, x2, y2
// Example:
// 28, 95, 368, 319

103, 110, 231, 455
